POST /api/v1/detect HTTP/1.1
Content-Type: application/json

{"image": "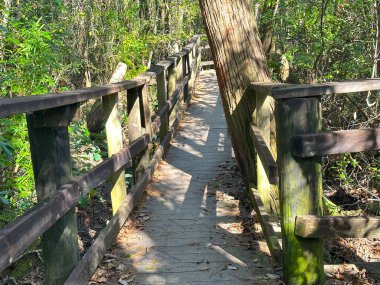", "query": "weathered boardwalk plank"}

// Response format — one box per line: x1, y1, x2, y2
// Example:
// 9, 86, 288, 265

92, 70, 280, 284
